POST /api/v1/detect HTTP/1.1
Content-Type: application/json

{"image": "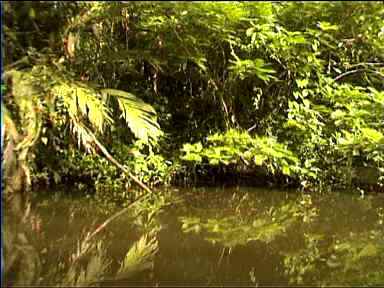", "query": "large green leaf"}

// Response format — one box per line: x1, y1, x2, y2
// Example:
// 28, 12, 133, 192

102, 89, 163, 143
